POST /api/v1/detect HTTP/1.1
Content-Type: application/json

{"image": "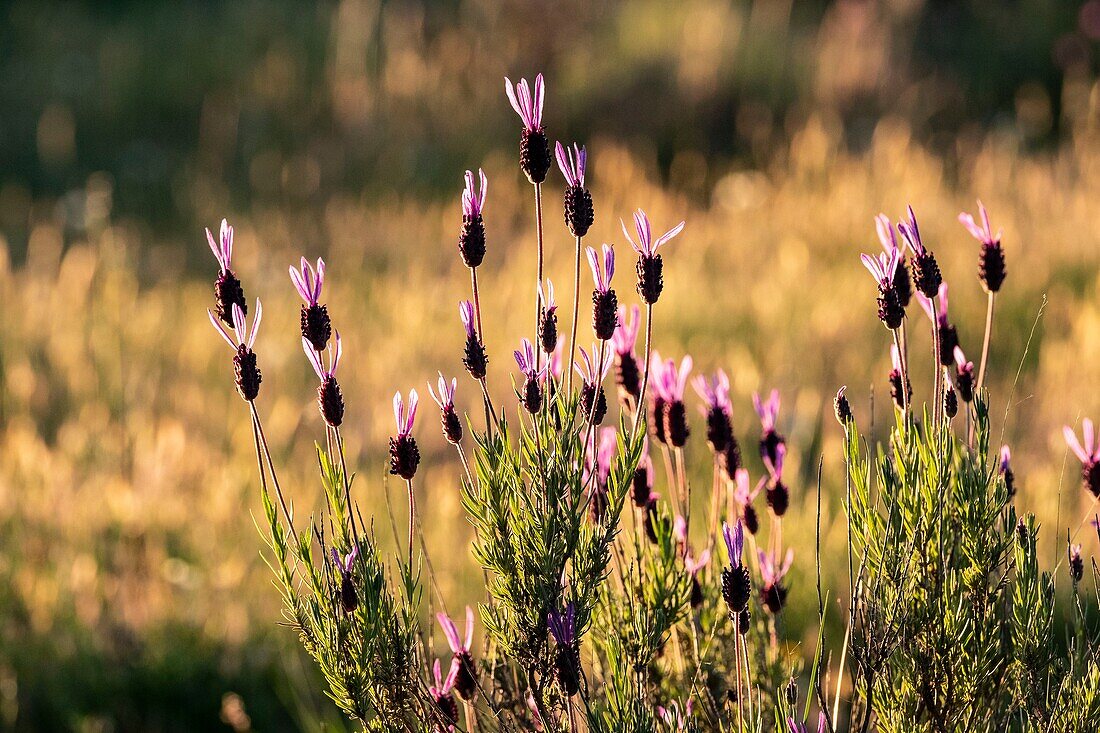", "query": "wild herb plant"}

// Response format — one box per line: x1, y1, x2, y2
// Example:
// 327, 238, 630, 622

202, 74, 1099, 732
